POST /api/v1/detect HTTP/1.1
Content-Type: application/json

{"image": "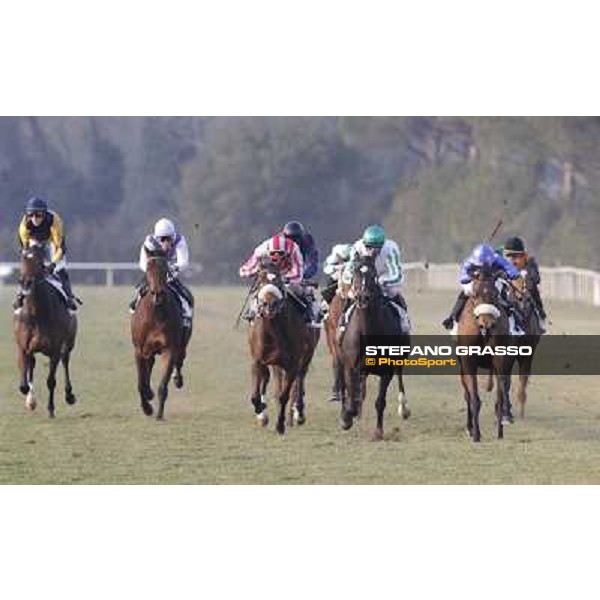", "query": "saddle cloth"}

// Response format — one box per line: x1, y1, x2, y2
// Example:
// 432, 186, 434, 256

45, 275, 69, 304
